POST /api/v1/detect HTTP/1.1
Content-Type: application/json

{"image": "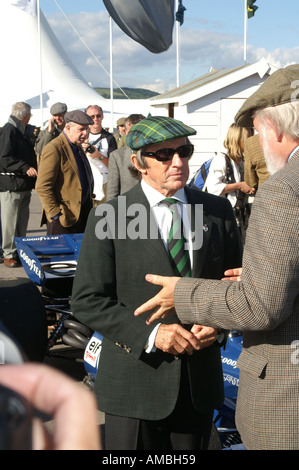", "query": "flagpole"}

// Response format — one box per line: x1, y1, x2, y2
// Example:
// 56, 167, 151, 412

37, 0, 43, 126
176, 0, 180, 87
109, 15, 114, 132
244, 0, 247, 63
